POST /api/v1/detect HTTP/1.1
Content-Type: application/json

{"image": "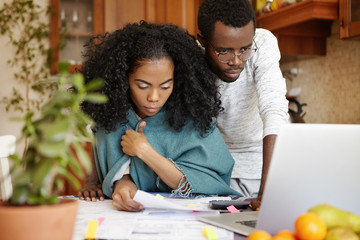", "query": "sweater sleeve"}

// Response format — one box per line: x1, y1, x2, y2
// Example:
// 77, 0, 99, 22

252, 29, 289, 137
